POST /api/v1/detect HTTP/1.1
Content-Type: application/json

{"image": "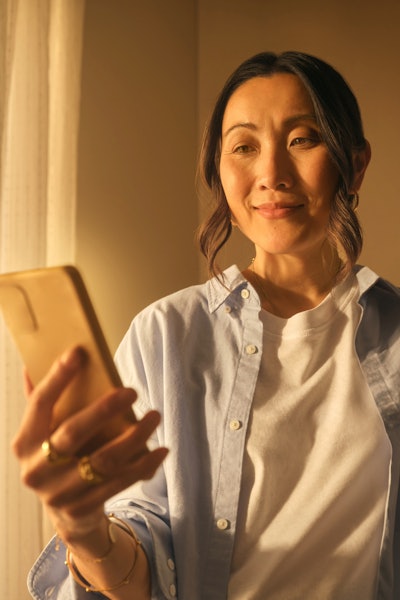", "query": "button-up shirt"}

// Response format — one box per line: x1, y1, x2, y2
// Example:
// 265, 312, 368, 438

28, 265, 400, 600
